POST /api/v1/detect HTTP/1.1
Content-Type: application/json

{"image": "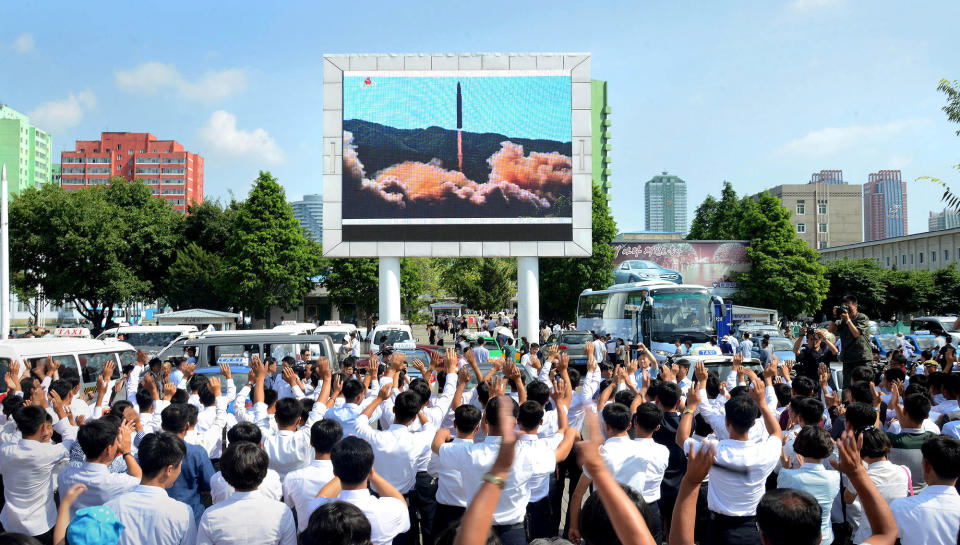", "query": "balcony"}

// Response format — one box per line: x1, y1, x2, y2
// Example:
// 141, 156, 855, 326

86, 158, 110, 164
135, 158, 160, 165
